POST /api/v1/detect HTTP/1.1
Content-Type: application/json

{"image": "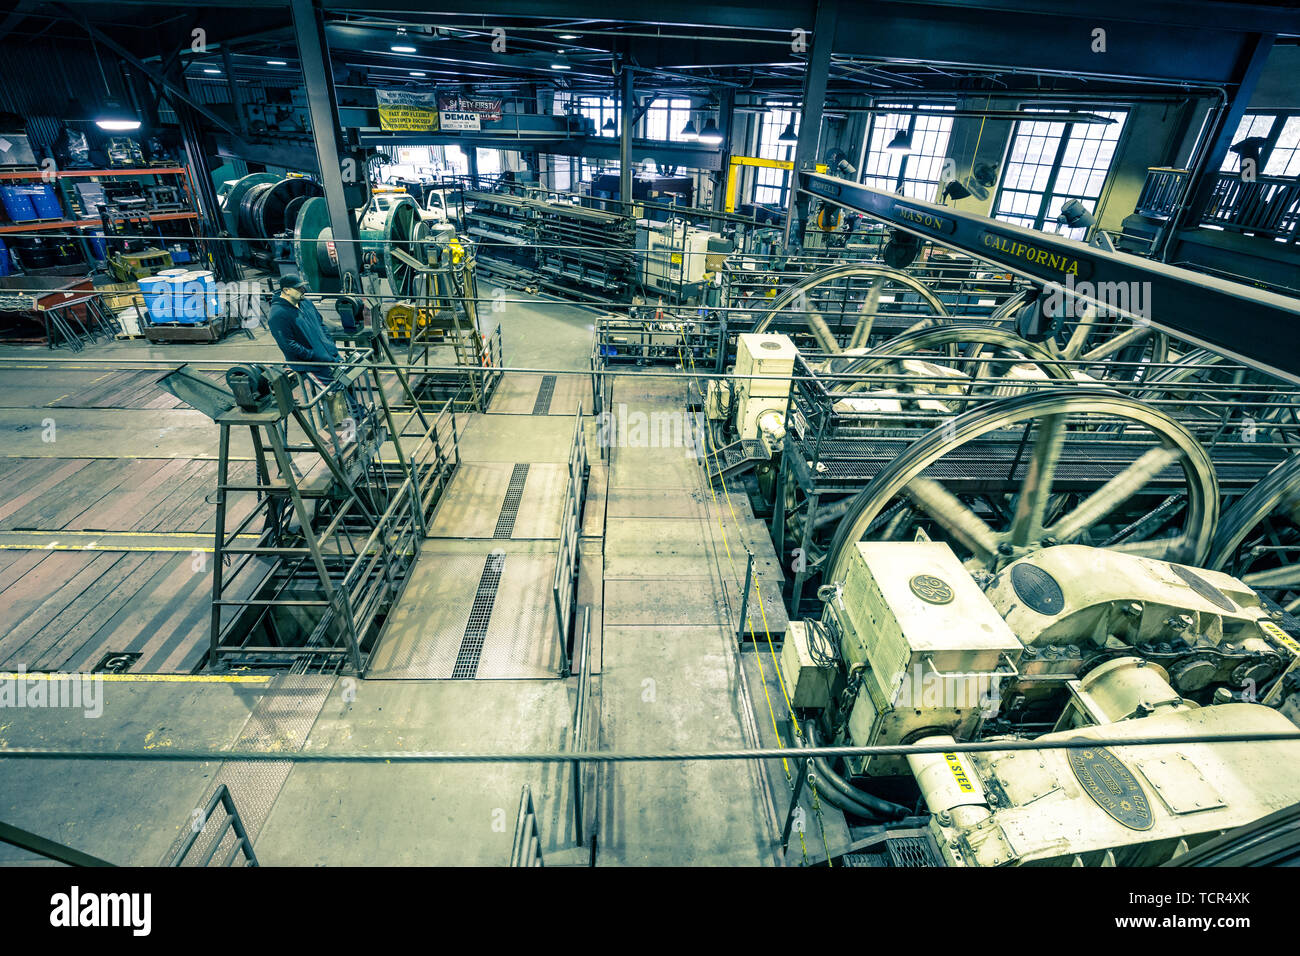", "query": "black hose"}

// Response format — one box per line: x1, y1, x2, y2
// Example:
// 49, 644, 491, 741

802, 720, 909, 820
